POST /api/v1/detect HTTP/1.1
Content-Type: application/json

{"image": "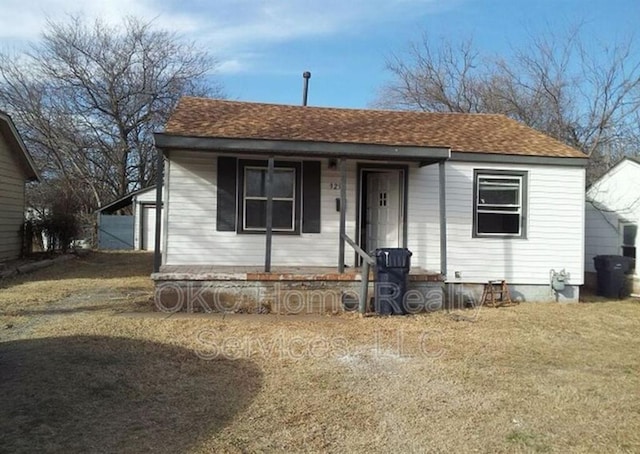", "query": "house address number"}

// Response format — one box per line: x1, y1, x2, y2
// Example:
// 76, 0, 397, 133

329, 182, 341, 190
